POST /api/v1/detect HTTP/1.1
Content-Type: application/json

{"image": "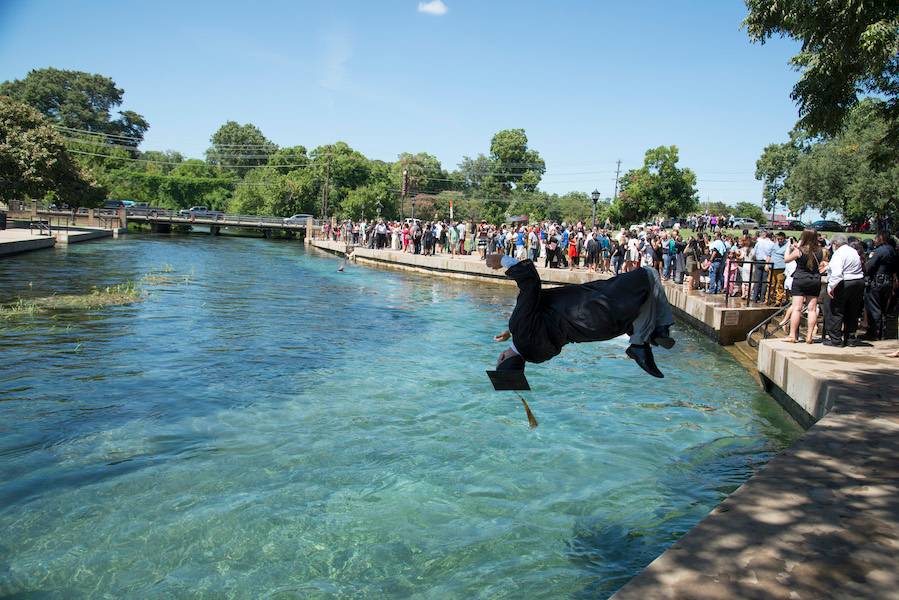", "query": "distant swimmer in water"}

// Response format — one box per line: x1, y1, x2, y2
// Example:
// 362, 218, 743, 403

337, 258, 346, 272
486, 254, 675, 390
